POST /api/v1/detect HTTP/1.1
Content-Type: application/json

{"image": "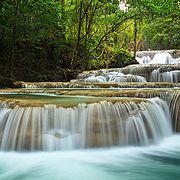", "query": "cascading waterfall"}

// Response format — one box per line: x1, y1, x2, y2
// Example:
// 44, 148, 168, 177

19, 81, 179, 89
0, 55, 179, 180
136, 51, 180, 64
0, 51, 179, 180
68, 71, 147, 83
0, 97, 172, 151
121, 64, 180, 82
120, 65, 180, 83
150, 69, 180, 82
83, 73, 147, 83
18, 64, 179, 89
20, 82, 179, 89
